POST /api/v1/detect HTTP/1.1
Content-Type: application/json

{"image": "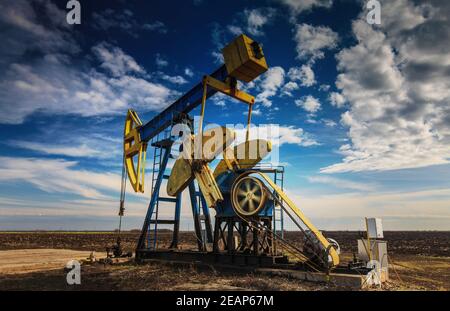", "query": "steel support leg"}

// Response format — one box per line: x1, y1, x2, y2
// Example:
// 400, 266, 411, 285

188, 182, 205, 251
136, 147, 170, 251
170, 192, 182, 249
